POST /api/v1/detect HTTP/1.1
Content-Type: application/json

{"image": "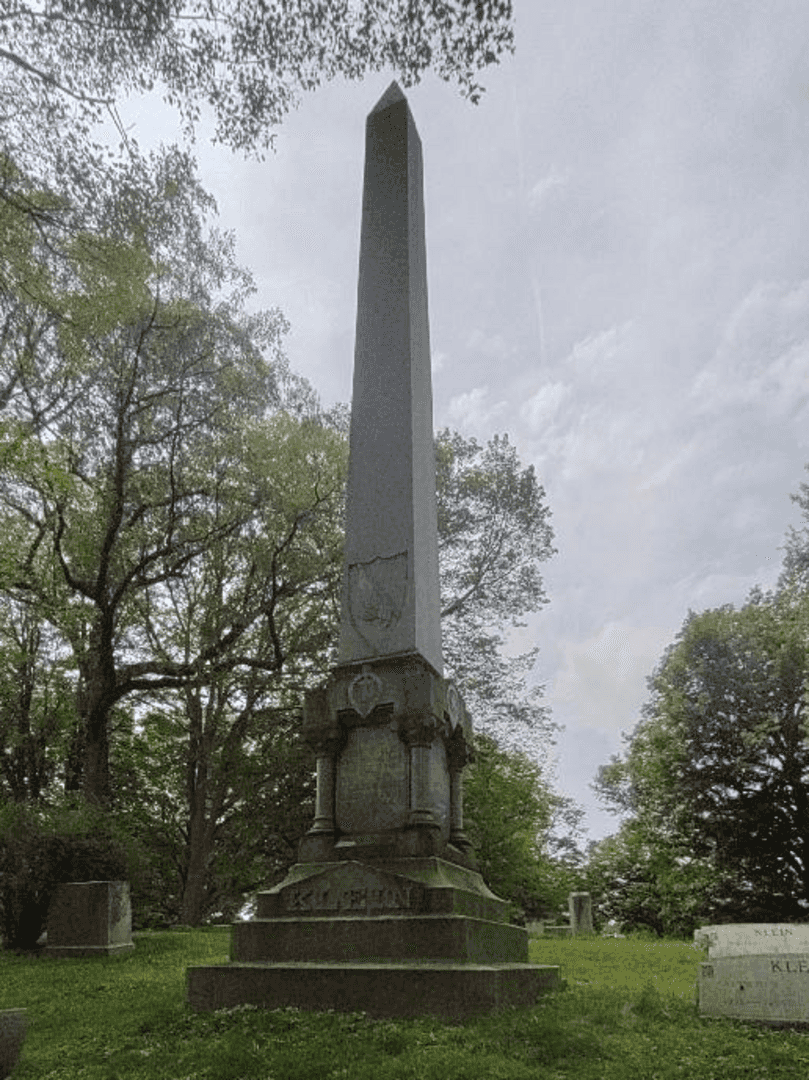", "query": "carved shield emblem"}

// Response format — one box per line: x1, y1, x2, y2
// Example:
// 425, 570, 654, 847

348, 667, 384, 719
348, 552, 408, 634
